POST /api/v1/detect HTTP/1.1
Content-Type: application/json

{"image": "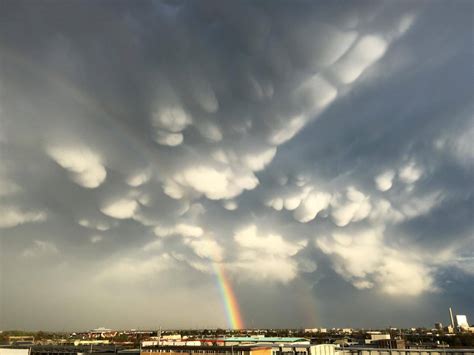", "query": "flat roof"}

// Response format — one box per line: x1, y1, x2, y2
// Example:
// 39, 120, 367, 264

142, 345, 271, 351
222, 338, 309, 343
